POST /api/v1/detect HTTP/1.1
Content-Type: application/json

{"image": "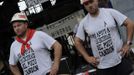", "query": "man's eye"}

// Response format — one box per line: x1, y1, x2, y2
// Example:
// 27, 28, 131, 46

83, 1, 89, 5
